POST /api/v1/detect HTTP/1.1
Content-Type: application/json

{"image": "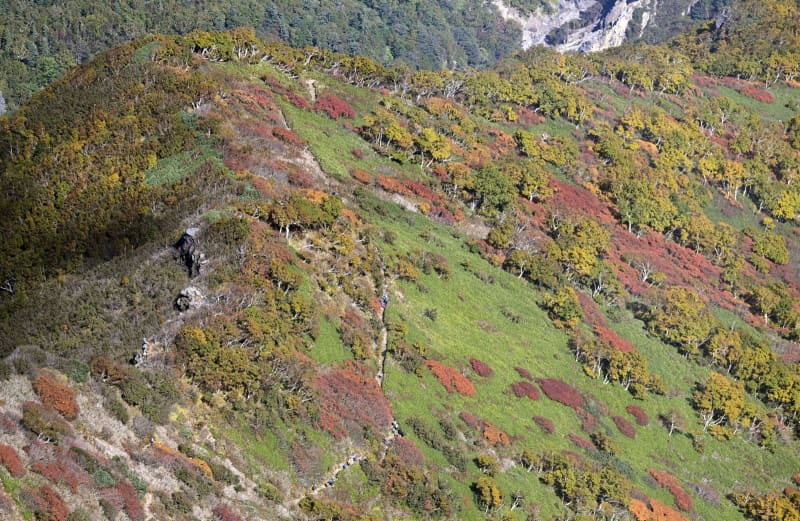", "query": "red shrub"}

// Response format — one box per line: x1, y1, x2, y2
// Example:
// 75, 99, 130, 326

533, 416, 554, 434
31, 457, 90, 493
315, 362, 394, 439
510, 381, 540, 400
469, 358, 493, 377
459, 411, 481, 429
577, 408, 598, 432
272, 127, 305, 148
739, 85, 775, 103
515, 367, 533, 380
116, 481, 144, 521
0, 413, 17, 433
23, 485, 69, 521
426, 360, 475, 396
536, 378, 584, 408
287, 167, 315, 188
568, 433, 596, 451
351, 148, 365, 159
626, 405, 649, 426
285, 91, 311, 110
648, 468, 693, 512
391, 437, 425, 467
213, 504, 244, 521
314, 93, 355, 119
0, 444, 25, 477
32, 373, 79, 420
377, 175, 412, 196
594, 326, 635, 353
613, 415, 636, 438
